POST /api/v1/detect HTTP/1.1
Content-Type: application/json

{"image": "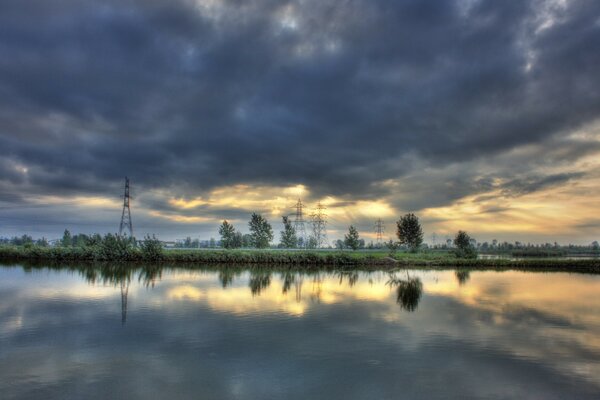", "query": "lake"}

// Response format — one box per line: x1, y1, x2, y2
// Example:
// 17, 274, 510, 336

1, 264, 599, 399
